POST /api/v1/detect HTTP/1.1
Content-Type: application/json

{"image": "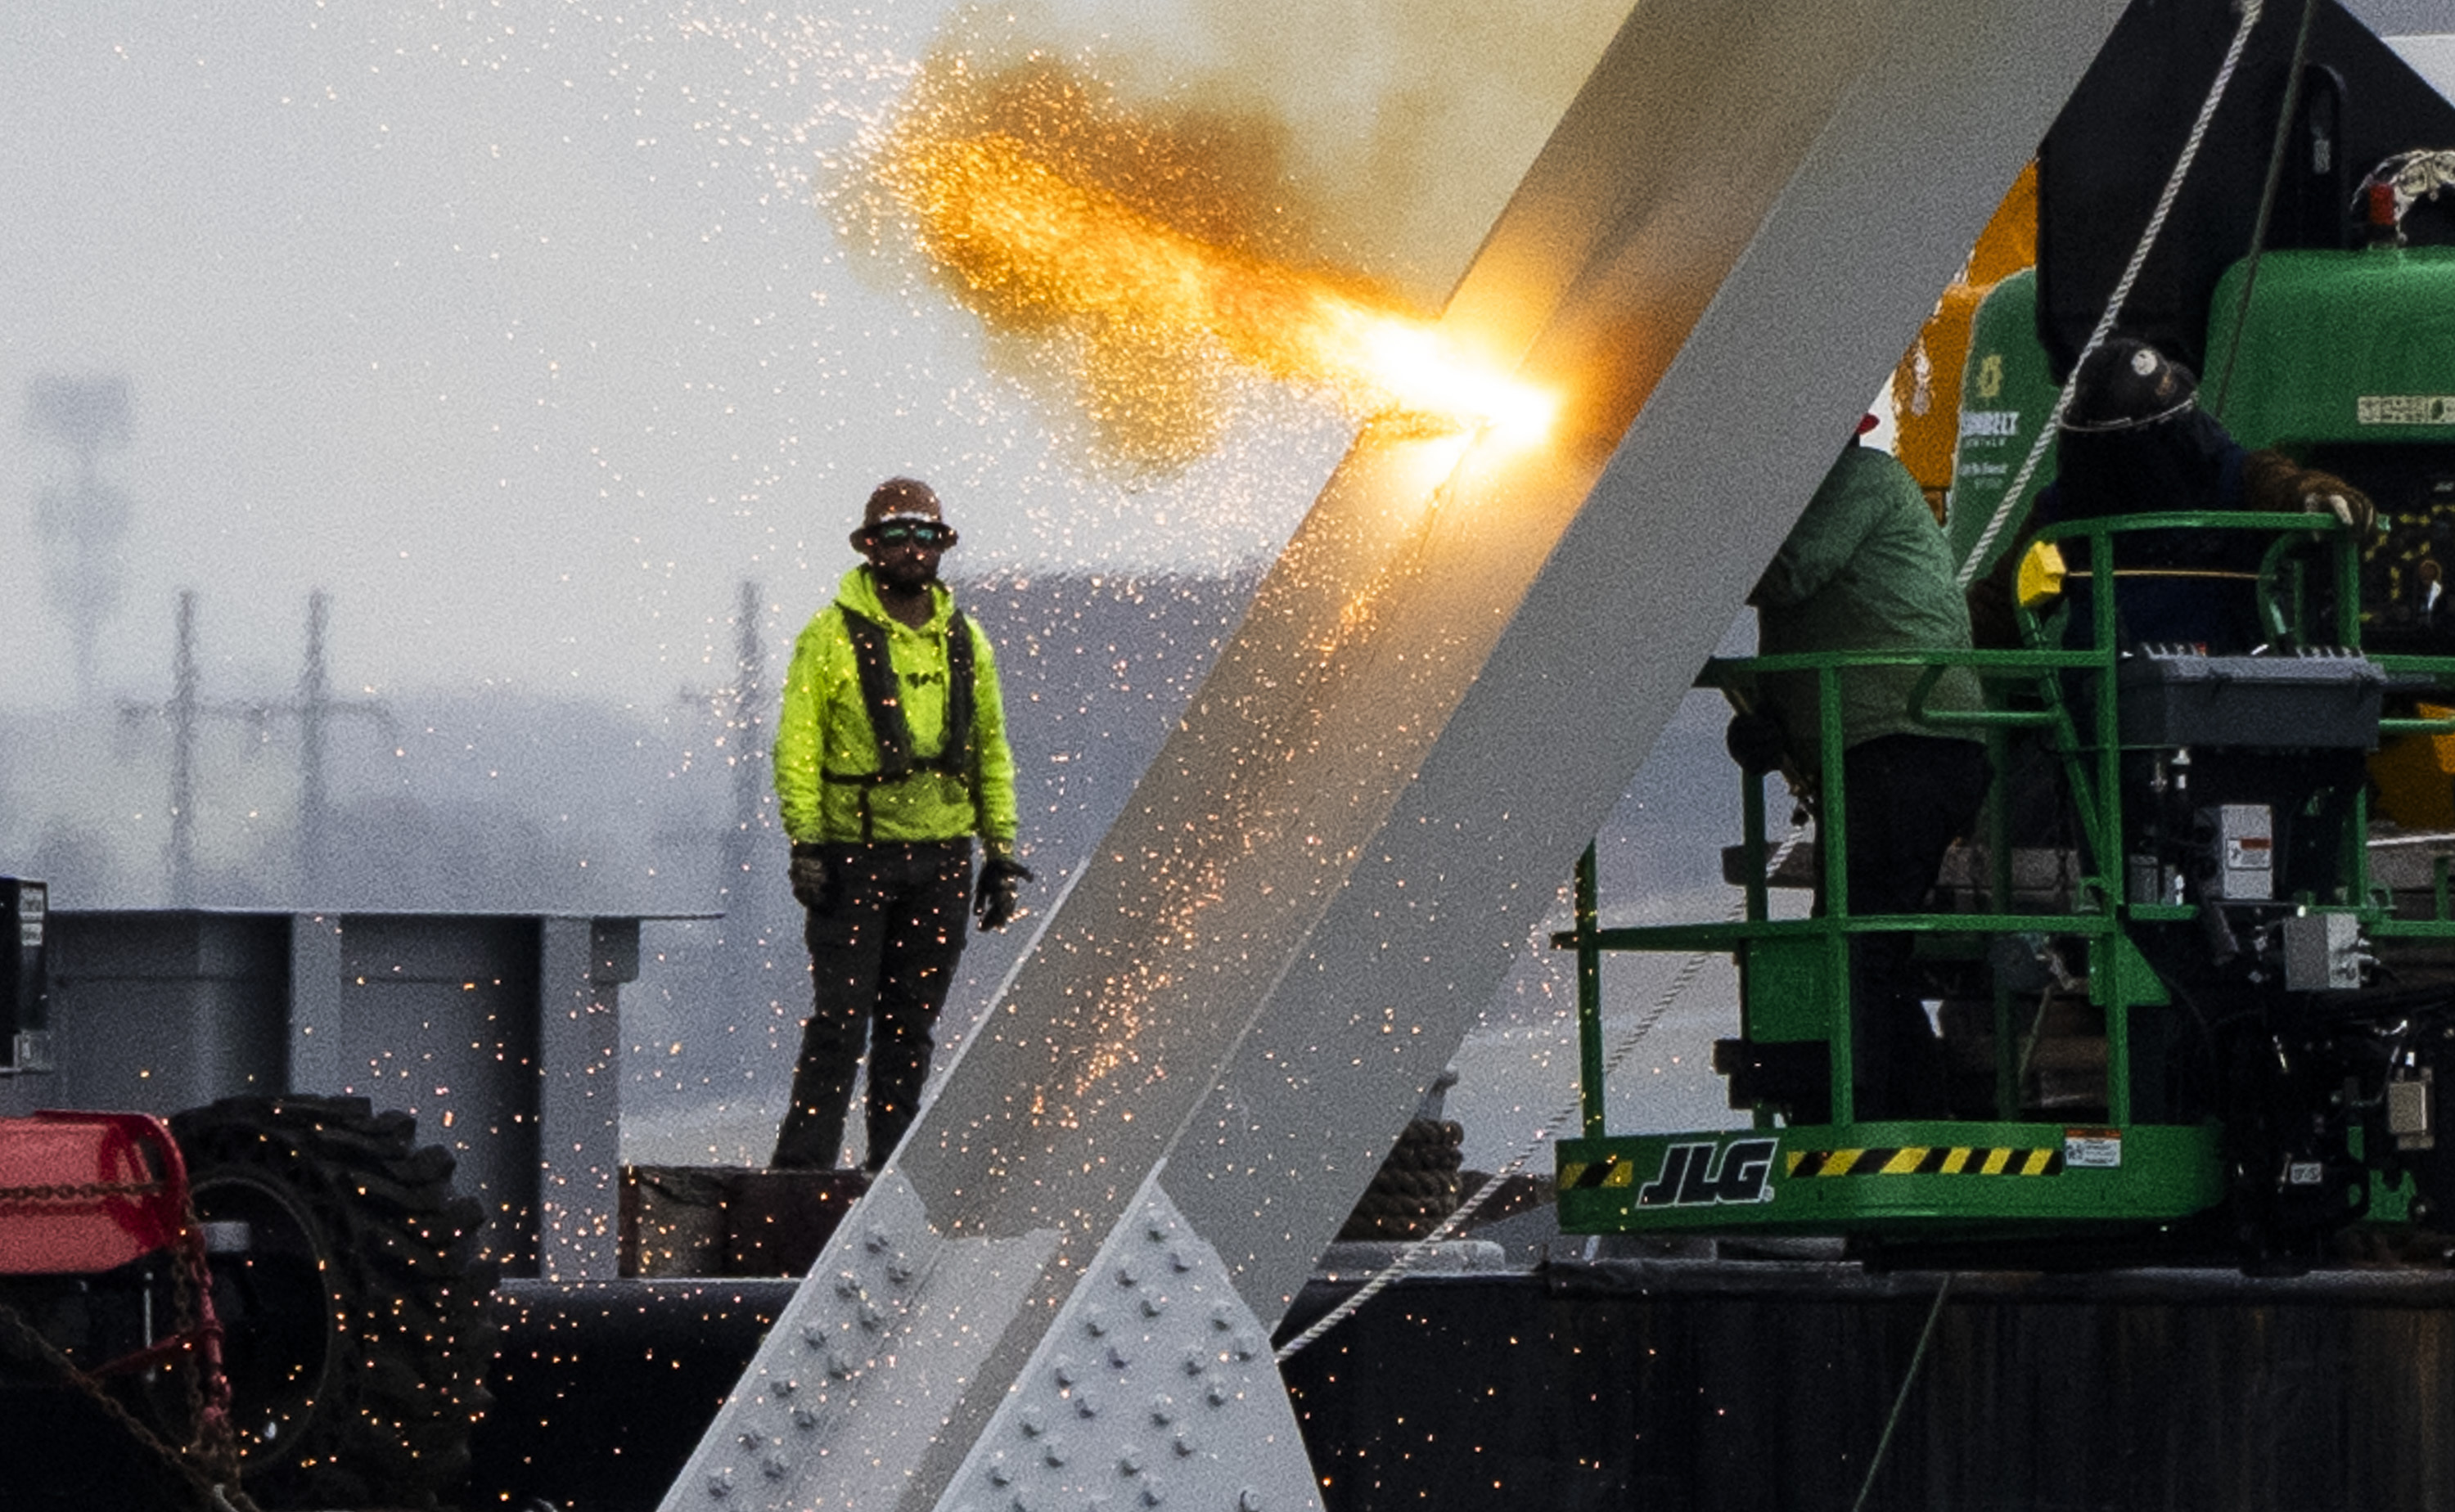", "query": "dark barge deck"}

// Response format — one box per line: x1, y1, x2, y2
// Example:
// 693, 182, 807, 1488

479, 1255, 2455, 1511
